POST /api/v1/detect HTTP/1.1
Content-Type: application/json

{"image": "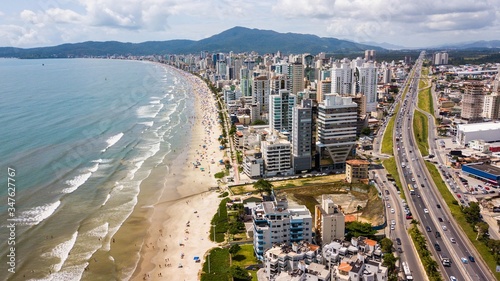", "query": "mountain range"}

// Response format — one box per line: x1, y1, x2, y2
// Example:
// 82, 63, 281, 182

0, 26, 383, 58
0, 26, 498, 58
